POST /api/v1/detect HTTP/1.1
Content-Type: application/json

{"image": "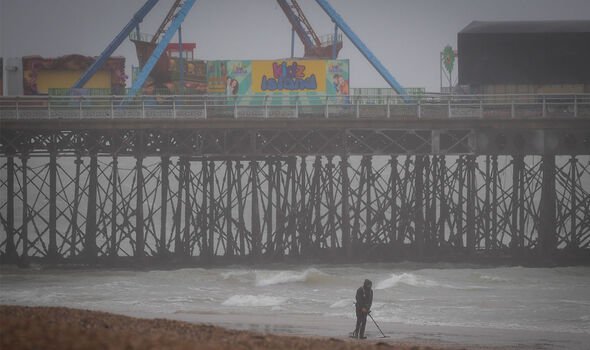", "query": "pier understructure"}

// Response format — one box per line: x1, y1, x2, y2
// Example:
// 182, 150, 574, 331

1, 94, 589, 265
